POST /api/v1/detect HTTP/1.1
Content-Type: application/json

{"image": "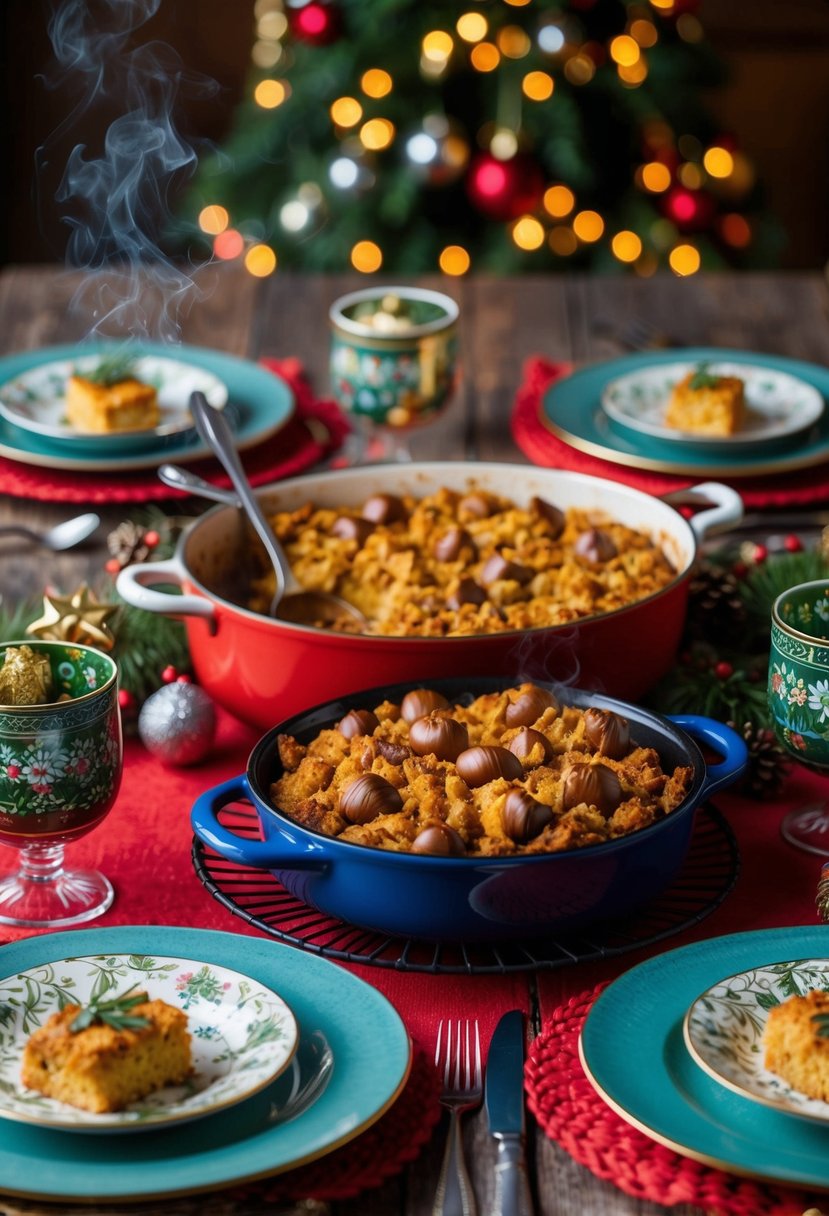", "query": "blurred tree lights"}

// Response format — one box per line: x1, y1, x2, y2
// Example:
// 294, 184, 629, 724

178, 0, 779, 278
